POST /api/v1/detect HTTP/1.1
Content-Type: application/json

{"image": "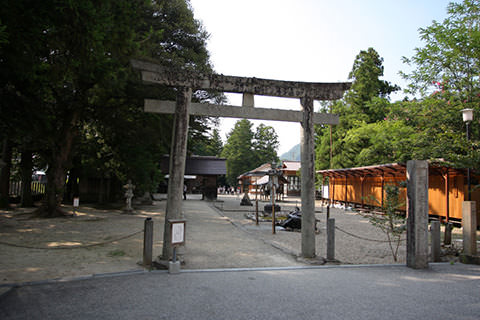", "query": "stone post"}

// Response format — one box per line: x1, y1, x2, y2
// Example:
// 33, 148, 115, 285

143, 218, 153, 267
327, 218, 335, 261
430, 220, 441, 262
162, 87, 191, 260
462, 201, 477, 256
444, 222, 453, 246
406, 160, 429, 269
300, 95, 316, 258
